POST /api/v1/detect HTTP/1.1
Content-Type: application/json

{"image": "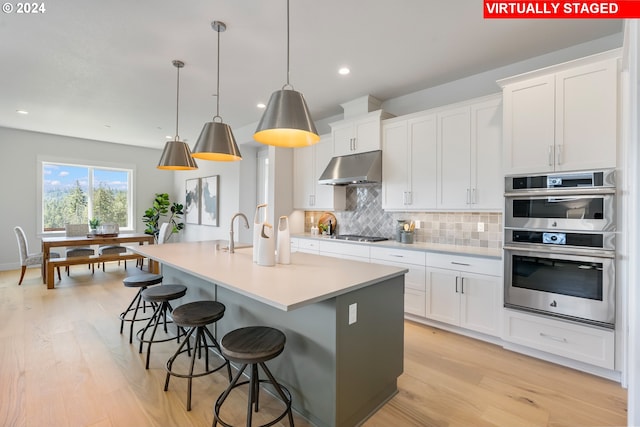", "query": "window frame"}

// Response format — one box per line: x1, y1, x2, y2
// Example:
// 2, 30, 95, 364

37, 155, 136, 235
